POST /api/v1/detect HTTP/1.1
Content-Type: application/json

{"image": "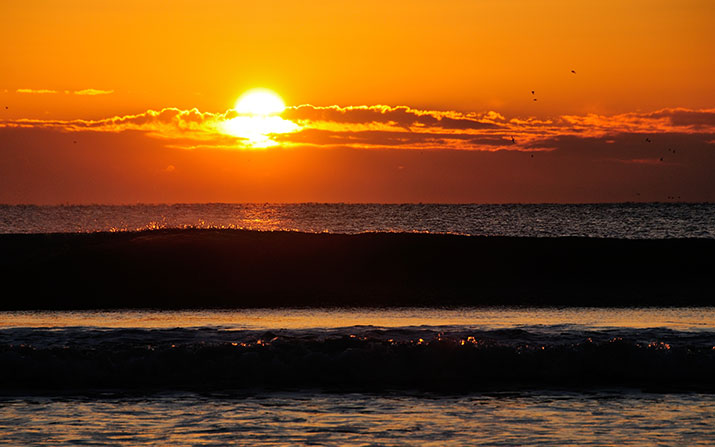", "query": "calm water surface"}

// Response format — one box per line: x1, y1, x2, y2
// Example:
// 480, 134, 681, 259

2, 203, 714, 238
